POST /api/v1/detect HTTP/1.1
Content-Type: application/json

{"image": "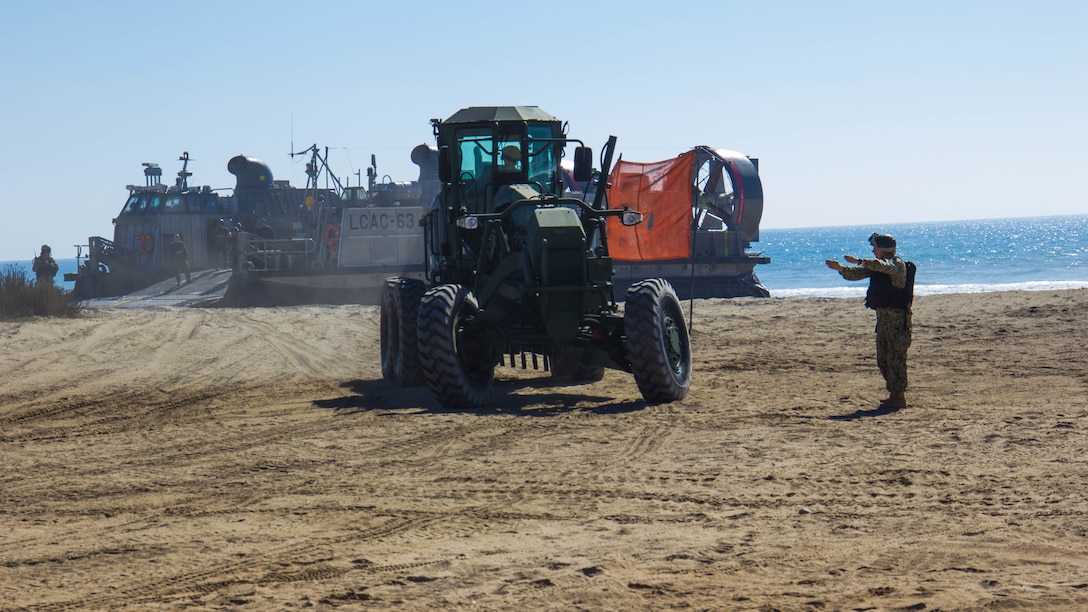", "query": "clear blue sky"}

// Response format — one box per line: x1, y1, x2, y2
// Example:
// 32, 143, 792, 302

2, 1, 1085, 261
